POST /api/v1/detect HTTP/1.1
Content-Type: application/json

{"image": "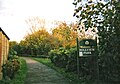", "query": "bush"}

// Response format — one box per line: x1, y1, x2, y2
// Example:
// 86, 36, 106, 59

8, 48, 18, 60
49, 44, 120, 83
49, 47, 97, 81
65, 47, 77, 72
2, 57, 20, 79
99, 55, 120, 83
49, 47, 68, 68
49, 47, 77, 71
